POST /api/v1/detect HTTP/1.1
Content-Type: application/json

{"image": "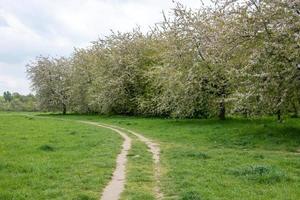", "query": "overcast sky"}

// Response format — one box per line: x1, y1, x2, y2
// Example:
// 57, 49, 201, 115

0, 0, 205, 94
